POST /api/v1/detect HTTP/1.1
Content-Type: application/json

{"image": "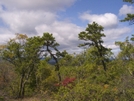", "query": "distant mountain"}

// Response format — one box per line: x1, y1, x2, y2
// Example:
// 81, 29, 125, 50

48, 58, 56, 65
40, 58, 57, 65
